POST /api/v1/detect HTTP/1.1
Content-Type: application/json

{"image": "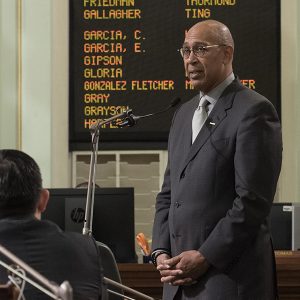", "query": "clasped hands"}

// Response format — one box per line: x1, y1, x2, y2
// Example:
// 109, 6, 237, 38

156, 250, 210, 286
